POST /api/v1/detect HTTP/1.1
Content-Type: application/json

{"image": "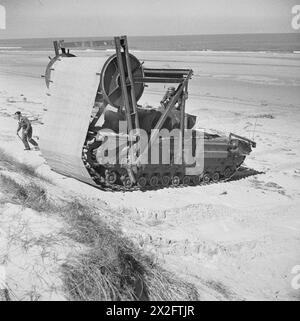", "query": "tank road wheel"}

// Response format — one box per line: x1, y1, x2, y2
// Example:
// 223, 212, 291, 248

162, 175, 170, 187
106, 171, 117, 184
223, 167, 233, 179
182, 176, 190, 186
137, 176, 147, 188
202, 173, 211, 184
171, 175, 180, 187
123, 176, 133, 189
212, 172, 220, 183
191, 176, 200, 186
149, 175, 159, 187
